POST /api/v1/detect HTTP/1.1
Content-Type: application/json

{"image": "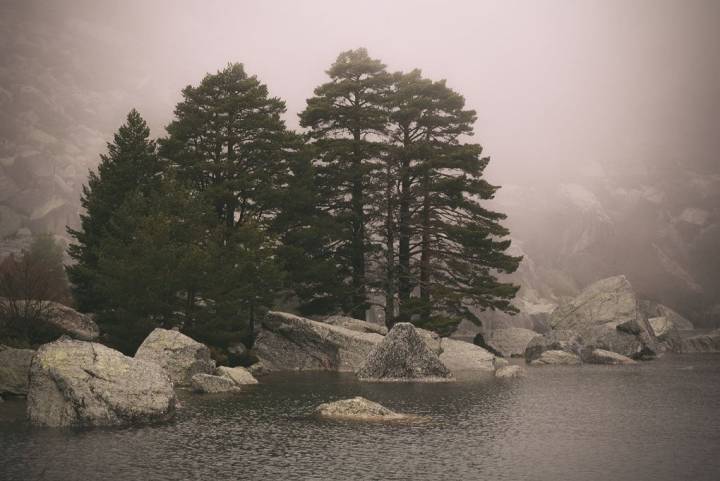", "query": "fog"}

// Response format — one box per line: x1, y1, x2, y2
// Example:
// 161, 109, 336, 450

1, 0, 719, 324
